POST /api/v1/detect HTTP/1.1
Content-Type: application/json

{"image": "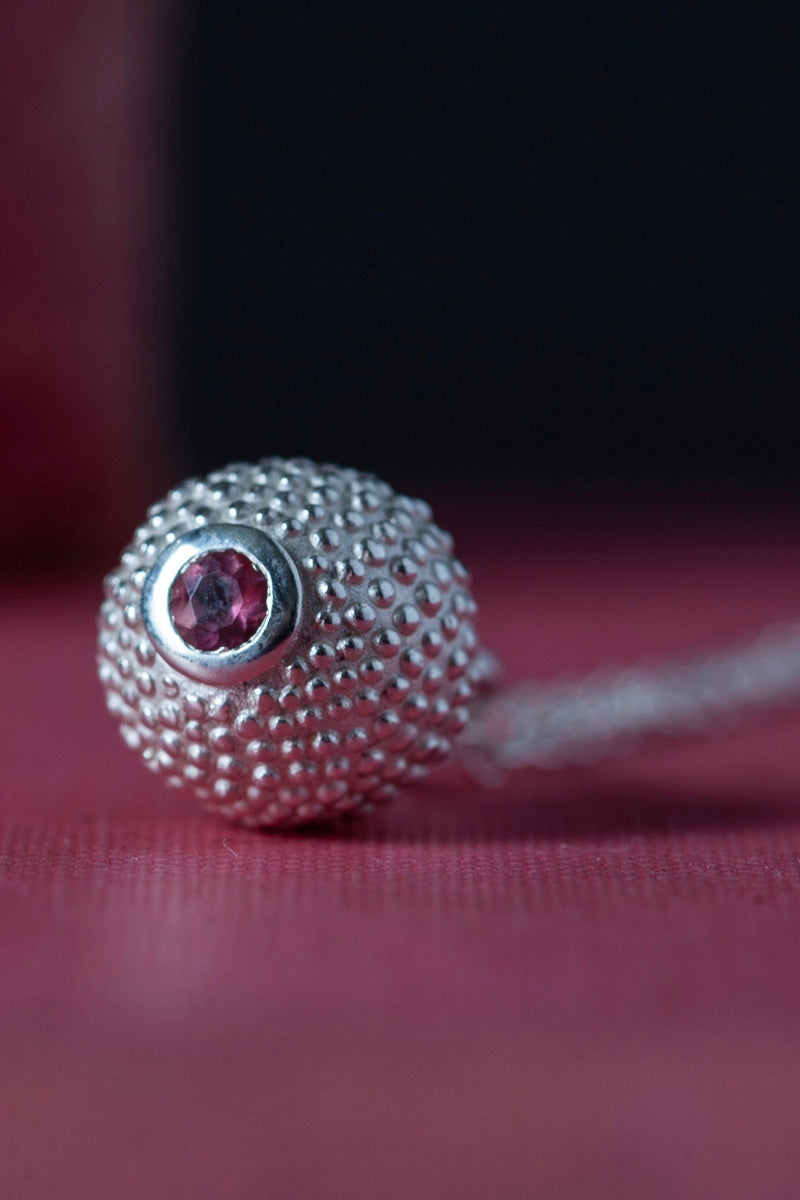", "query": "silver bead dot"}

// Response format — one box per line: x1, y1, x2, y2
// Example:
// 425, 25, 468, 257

344, 603, 376, 632
394, 604, 421, 635
373, 629, 402, 658
390, 556, 418, 585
